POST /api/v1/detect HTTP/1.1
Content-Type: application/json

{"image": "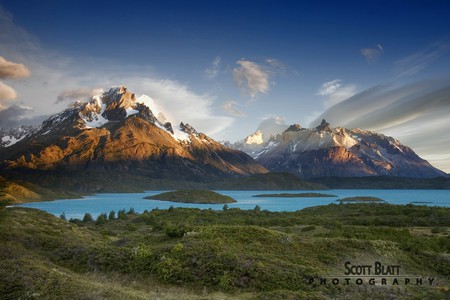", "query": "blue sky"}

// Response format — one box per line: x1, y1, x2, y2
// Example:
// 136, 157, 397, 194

1, 0, 450, 171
